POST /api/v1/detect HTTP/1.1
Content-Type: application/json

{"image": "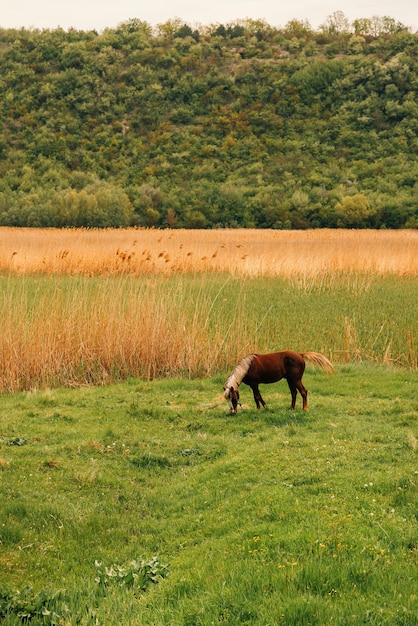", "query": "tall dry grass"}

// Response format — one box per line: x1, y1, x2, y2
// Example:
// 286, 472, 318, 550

1, 228, 417, 277
1, 228, 416, 391
0, 276, 251, 392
